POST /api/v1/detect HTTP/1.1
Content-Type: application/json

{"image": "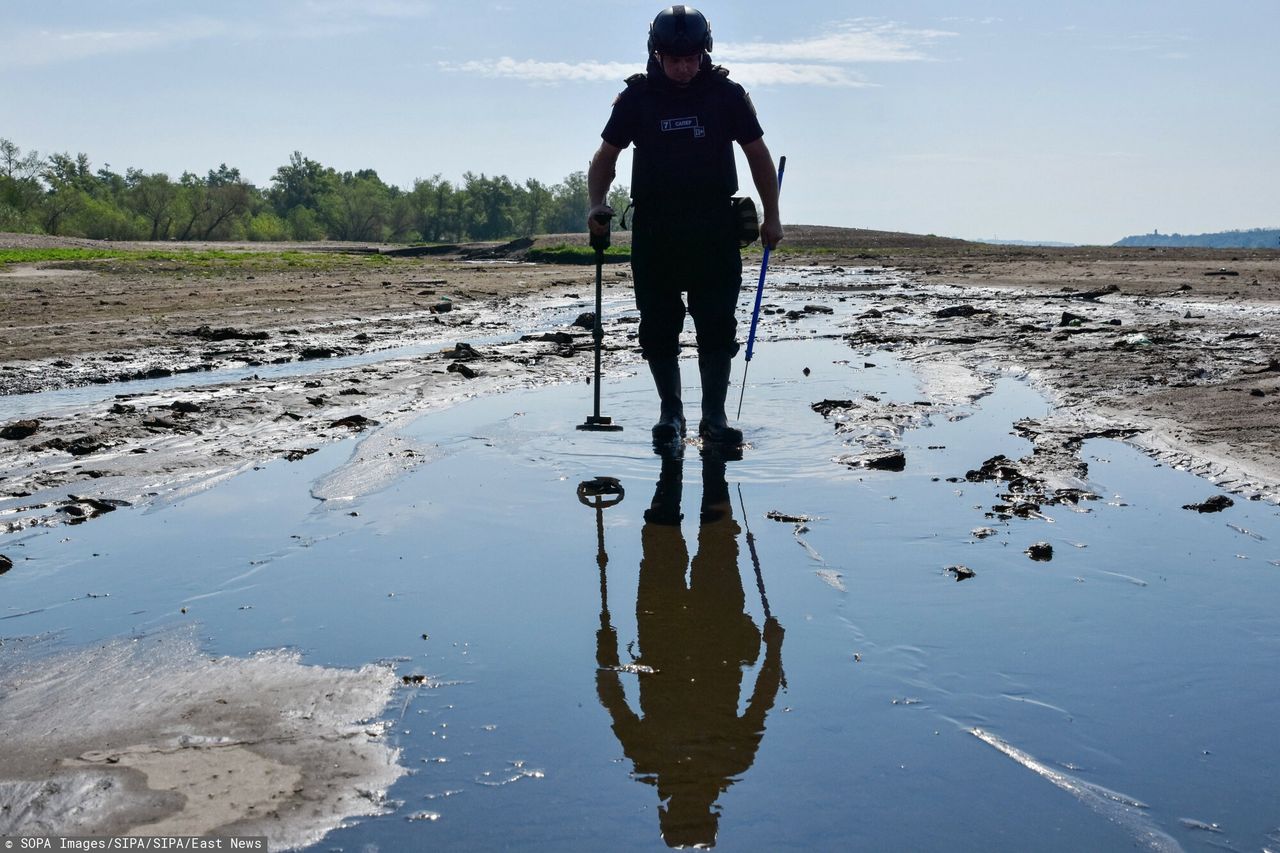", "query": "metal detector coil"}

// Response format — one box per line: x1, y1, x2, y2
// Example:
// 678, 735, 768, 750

577, 476, 625, 508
